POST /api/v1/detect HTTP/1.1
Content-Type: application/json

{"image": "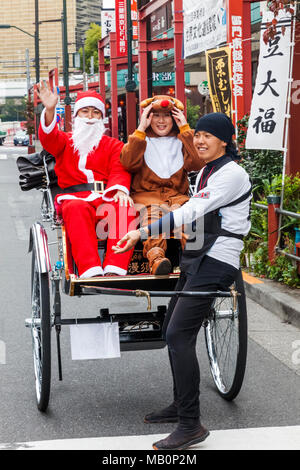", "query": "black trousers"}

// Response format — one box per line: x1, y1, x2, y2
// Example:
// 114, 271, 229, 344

162, 255, 238, 419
